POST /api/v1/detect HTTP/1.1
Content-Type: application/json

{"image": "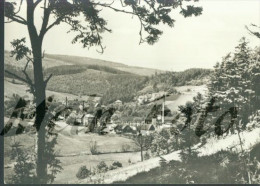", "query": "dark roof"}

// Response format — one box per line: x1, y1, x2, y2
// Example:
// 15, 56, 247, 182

141, 124, 156, 131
